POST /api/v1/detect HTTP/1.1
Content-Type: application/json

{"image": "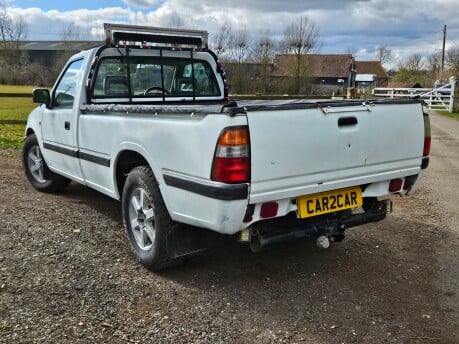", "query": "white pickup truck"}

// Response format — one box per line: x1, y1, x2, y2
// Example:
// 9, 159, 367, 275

23, 23, 431, 270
